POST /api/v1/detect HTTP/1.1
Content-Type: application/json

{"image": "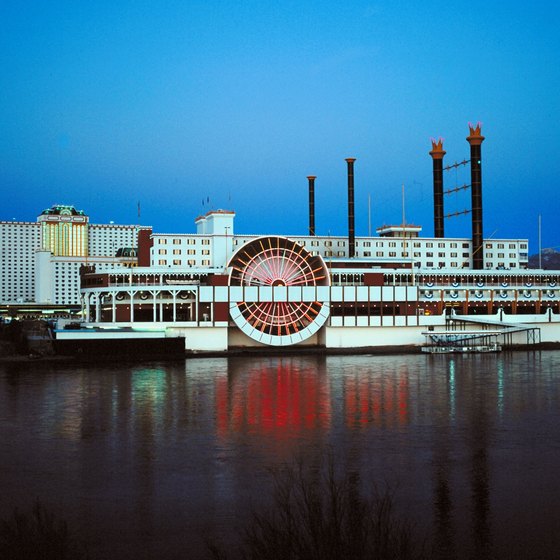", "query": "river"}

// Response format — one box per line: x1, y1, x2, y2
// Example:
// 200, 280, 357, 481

1, 351, 560, 559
